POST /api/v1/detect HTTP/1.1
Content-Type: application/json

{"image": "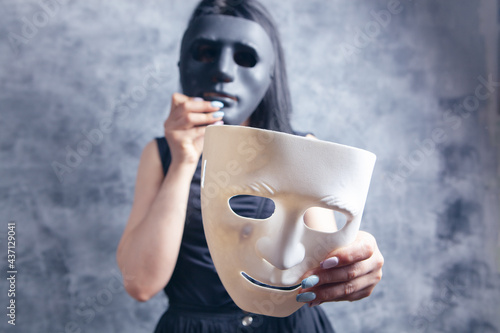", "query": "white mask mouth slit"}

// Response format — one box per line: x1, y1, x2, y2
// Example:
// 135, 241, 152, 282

241, 272, 301, 291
